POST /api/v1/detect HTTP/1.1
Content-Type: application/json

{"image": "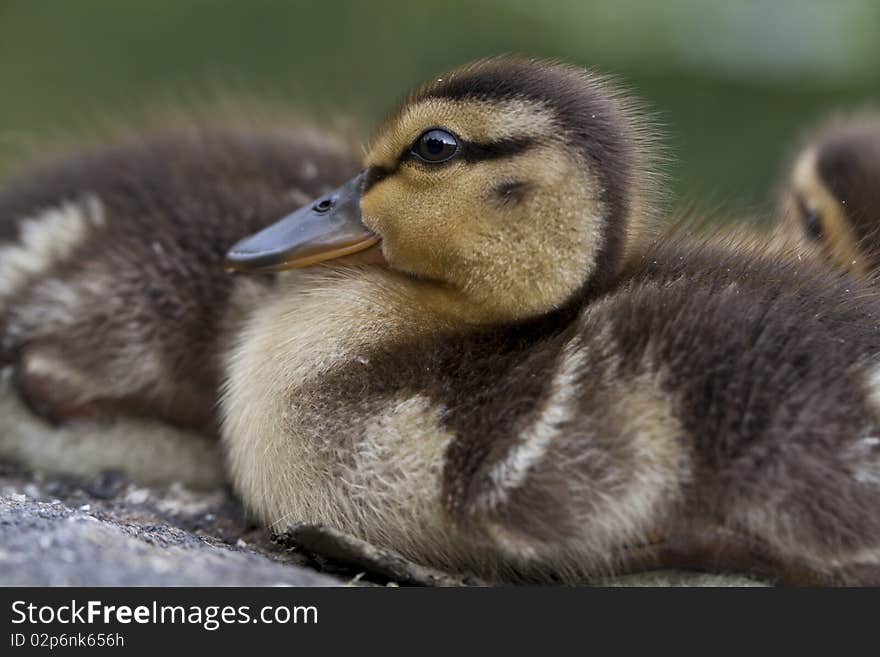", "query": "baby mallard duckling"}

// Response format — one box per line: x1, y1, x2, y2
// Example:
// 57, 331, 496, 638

224, 57, 880, 585
0, 123, 360, 486
780, 114, 880, 277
